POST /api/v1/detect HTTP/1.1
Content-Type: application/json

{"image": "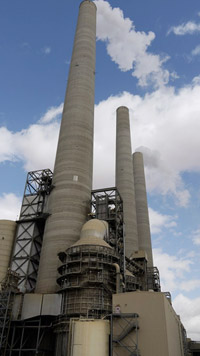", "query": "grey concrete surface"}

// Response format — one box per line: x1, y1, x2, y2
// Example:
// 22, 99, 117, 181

116, 107, 138, 257
36, 0, 96, 293
0, 220, 16, 288
133, 152, 153, 266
